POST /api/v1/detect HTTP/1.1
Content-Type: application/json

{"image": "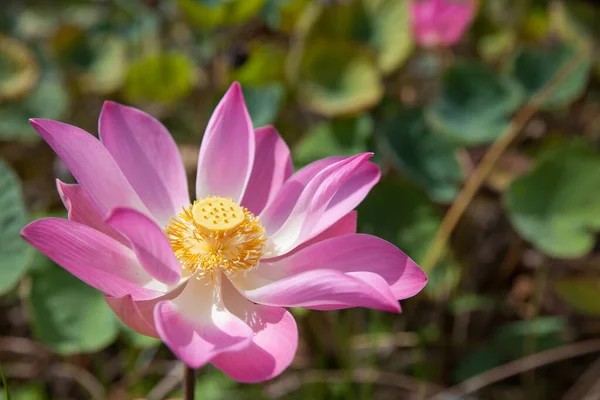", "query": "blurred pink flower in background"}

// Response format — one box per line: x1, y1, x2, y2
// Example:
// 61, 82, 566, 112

411, 0, 478, 48
22, 82, 427, 383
